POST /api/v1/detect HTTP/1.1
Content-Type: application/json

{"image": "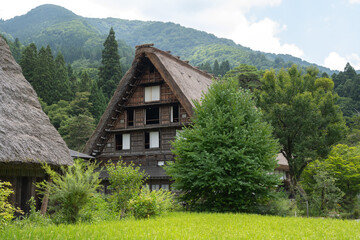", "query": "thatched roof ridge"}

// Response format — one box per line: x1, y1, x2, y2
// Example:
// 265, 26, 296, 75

0, 37, 73, 166
84, 44, 213, 155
